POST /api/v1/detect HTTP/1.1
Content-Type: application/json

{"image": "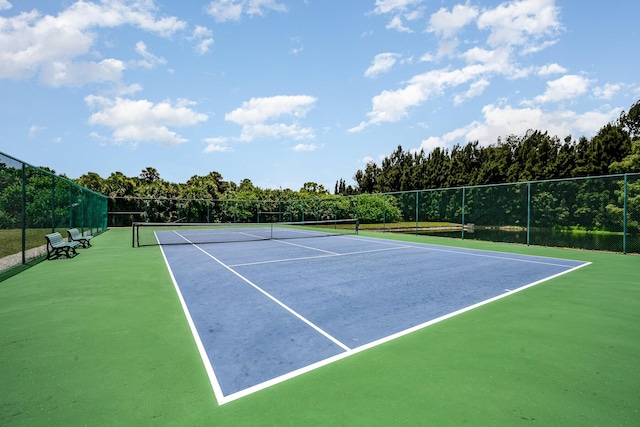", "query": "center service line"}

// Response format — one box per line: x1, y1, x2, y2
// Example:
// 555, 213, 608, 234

174, 231, 352, 353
